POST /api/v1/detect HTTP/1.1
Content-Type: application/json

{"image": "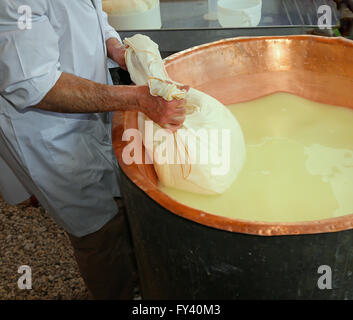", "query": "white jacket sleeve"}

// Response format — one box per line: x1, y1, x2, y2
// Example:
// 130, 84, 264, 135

0, 4, 62, 110
100, 3, 122, 43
